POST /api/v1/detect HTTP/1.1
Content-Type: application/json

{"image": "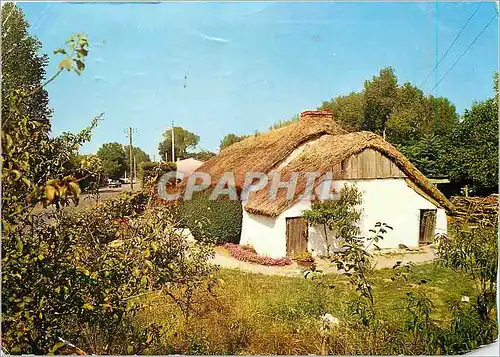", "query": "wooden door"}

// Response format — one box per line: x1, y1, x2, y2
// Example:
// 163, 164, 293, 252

286, 217, 308, 257
419, 209, 437, 244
